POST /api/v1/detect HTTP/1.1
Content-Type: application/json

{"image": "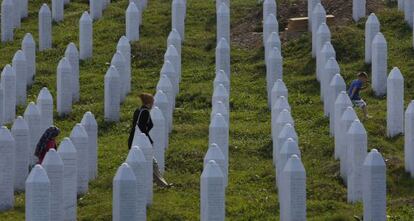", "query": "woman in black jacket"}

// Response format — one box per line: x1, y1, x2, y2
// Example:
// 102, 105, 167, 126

128, 93, 171, 188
